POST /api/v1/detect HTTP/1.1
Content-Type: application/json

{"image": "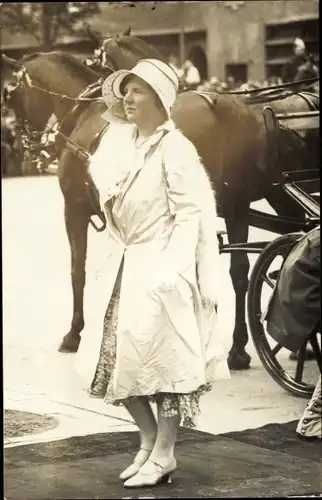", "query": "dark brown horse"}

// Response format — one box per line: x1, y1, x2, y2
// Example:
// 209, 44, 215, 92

2, 40, 318, 370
